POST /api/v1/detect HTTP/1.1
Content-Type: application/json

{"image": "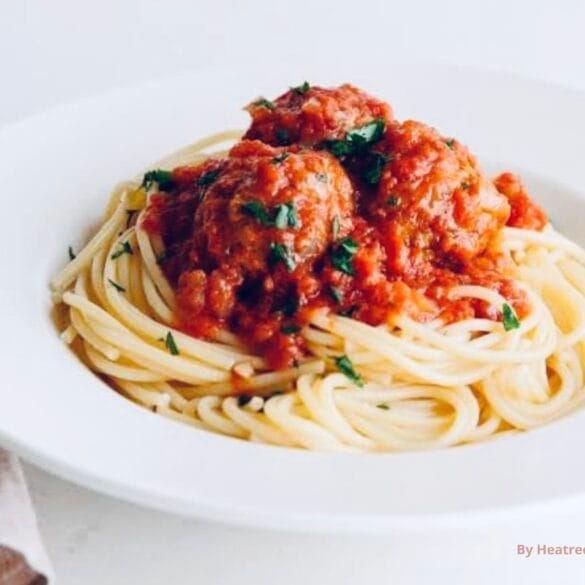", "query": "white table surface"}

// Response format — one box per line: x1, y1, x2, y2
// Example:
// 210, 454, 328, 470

23, 462, 585, 584
4, 0, 585, 582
